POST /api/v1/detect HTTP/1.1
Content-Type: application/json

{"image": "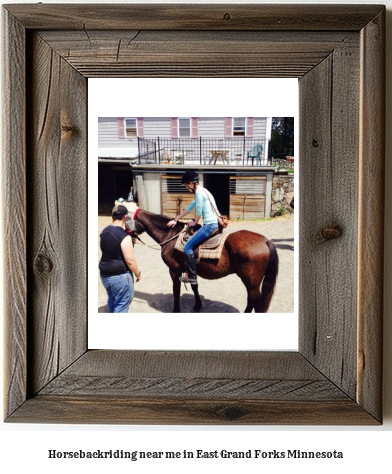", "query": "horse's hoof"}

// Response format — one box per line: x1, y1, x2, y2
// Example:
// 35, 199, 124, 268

193, 303, 202, 312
